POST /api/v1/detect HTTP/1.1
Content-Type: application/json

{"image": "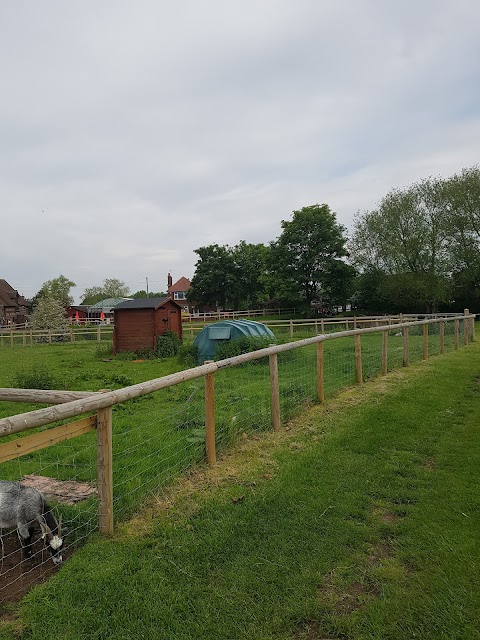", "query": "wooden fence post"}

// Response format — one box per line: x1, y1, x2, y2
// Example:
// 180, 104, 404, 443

269, 351, 281, 431
471, 314, 476, 342
454, 319, 459, 350
439, 321, 445, 354
403, 328, 409, 367
289, 319, 294, 339
464, 309, 470, 346
423, 324, 429, 360
204, 361, 216, 465
355, 334, 363, 385
381, 330, 388, 375
316, 342, 325, 403
97, 405, 114, 535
